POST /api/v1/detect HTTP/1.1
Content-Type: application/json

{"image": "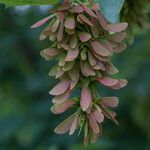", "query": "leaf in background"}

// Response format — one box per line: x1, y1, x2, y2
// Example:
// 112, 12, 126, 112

0, 0, 60, 7
98, 0, 125, 23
